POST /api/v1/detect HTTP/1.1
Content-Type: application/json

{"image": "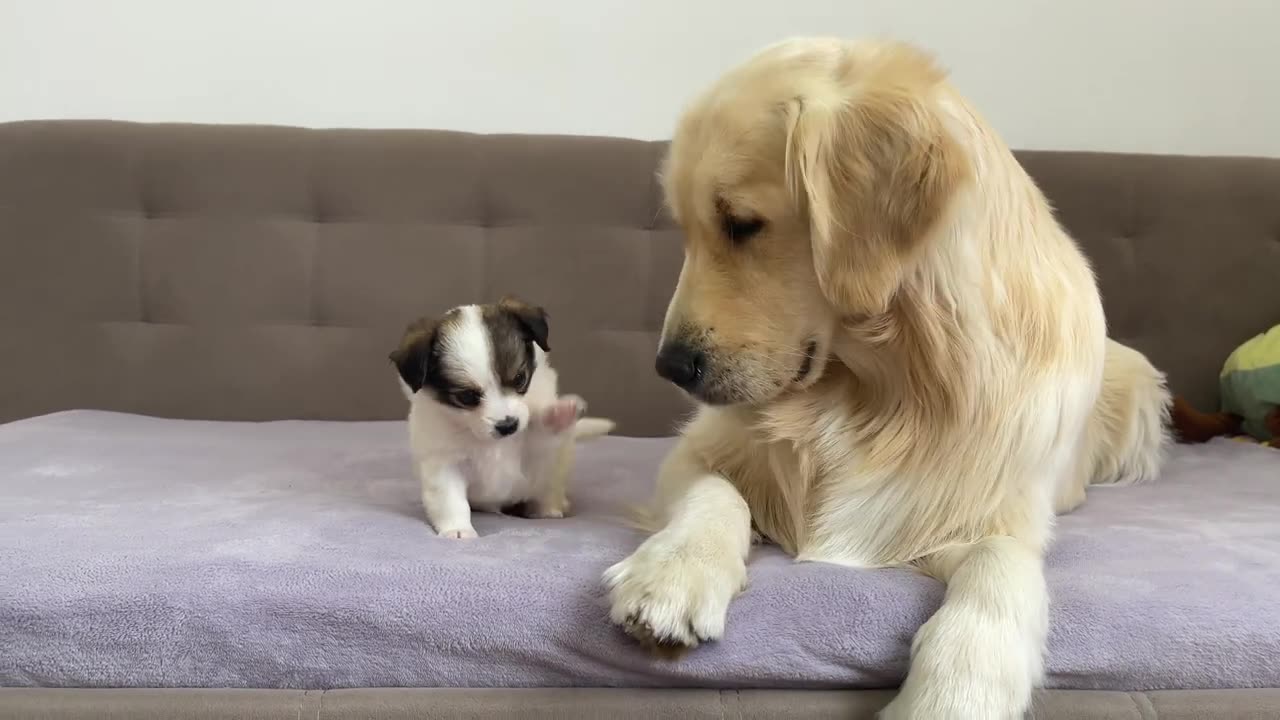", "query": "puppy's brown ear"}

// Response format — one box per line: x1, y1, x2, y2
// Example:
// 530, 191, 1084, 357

389, 319, 437, 393
499, 297, 550, 352
785, 45, 968, 317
